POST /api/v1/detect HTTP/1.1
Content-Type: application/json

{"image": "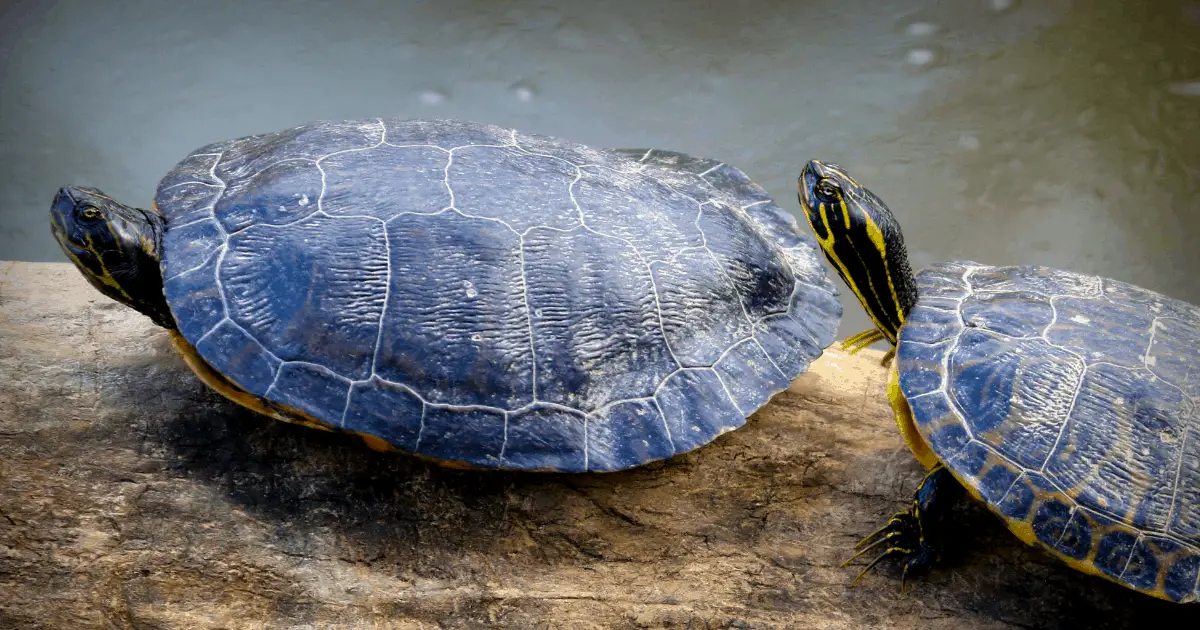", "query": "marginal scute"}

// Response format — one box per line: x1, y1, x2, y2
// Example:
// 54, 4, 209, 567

586, 399, 673, 472
1031, 498, 1073, 550
703, 163, 774, 207
1121, 537, 1161, 590
1165, 553, 1200, 602
1095, 530, 1139, 581
416, 406, 506, 463
713, 340, 790, 414
157, 119, 839, 471
503, 406, 587, 471
194, 319, 281, 397
912, 261, 972, 300
786, 274, 842, 351
900, 305, 961, 345
997, 473, 1036, 521
655, 369, 743, 454
747, 203, 807, 250
343, 379, 423, 452
630, 149, 720, 175
1053, 508, 1096, 560
976, 461, 1020, 504
163, 250, 225, 339
895, 337, 951, 398
755, 315, 819, 378
269, 363, 351, 425
947, 440, 989, 478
